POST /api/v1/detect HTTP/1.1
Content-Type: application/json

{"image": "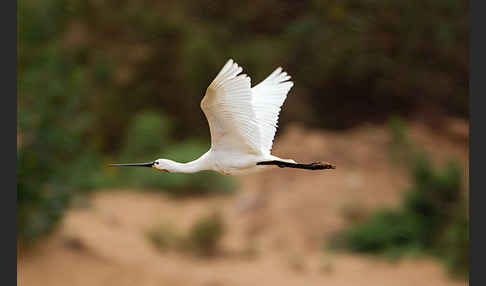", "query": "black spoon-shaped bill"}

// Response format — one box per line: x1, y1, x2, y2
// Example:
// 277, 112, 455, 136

109, 162, 155, 167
